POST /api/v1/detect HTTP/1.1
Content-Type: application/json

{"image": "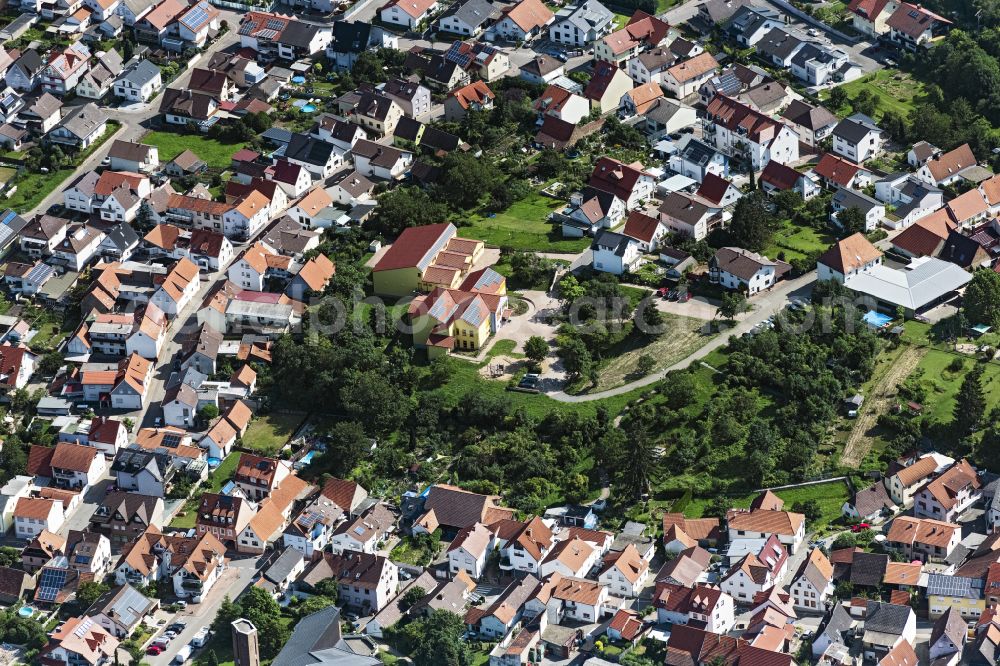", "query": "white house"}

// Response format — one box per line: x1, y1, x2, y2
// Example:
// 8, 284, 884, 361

830, 187, 885, 232
832, 113, 884, 164
916, 143, 977, 188
912, 459, 981, 523
663, 52, 719, 99
548, 0, 613, 47
709, 247, 784, 295
816, 232, 884, 284
598, 544, 649, 598
591, 230, 640, 275
790, 549, 834, 613
380, 0, 438, 29
351, 140, 413, 181
447, 522, 494, 579
113, 59, 162, 103
151, 258, 200, 317
658, 192, 717, 241
720, 535, 788, 602
13, 497, 64, 539
703, 94, 798, 171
